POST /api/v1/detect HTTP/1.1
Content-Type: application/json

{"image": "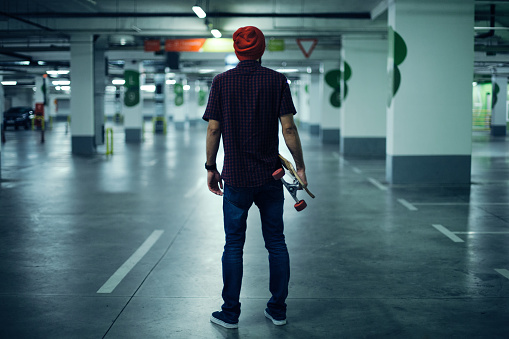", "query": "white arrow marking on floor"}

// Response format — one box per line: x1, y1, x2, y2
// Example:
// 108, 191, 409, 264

97, 230, 164, 294
398, 199, 418, 211
432, 224, 464, 243
368, 178, 387, 191
495, 269, 509, 280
